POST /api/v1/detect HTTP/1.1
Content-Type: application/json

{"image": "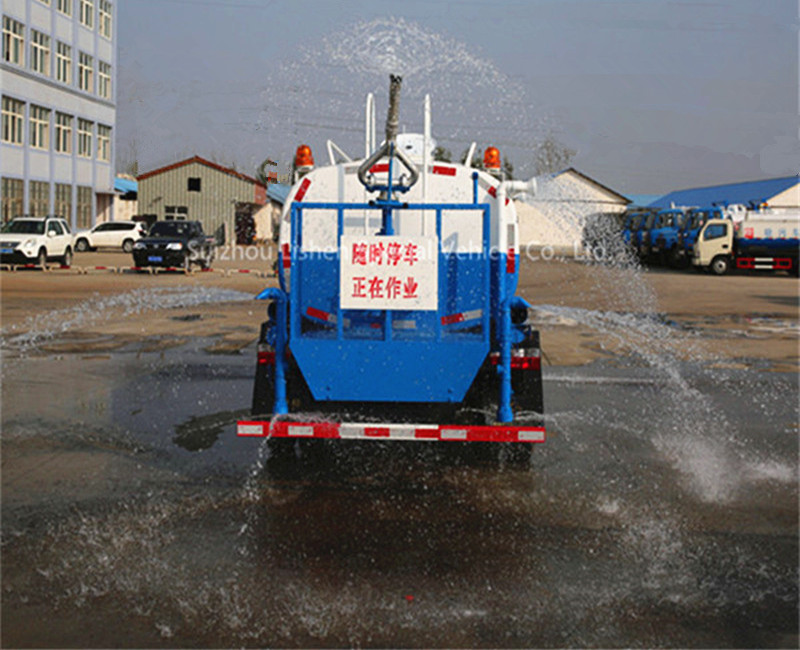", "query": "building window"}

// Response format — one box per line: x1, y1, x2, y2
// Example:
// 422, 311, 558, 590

98, 0, 112, 38
30, 105, 50, 150
2, 178, 24, 223
165, 206, 188, 220
56, 41, 71, 84
55, 112, 72, 153
1, 96, 24, 145
77, 186, 92, 229
79, 0, 93, 28
188, 178, 201, 192
98, 61, 111, 99
55, 183, 72, 221
78, 119, 93, 158
78, 52, 93, 92
30, 30, 50, 75
2, 16, 24, 65
29, 181, 50, 216
58, 0, 72, 16
97, 124, 110, 161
